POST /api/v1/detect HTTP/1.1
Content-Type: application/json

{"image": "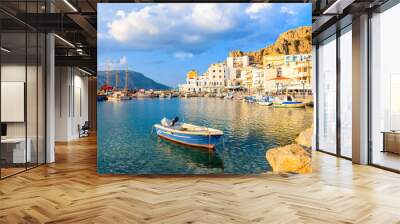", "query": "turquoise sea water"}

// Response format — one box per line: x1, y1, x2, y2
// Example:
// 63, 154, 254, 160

97, 98, 313, 174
